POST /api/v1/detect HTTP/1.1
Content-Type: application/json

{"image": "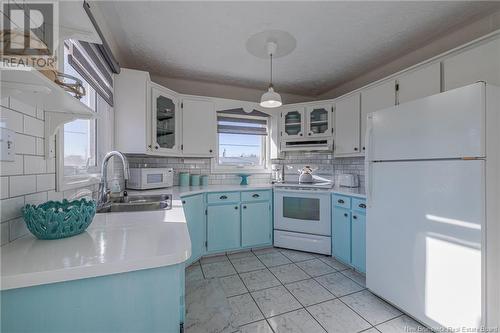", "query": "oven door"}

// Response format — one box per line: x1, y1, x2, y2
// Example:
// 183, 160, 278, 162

274, 189, 331, 236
